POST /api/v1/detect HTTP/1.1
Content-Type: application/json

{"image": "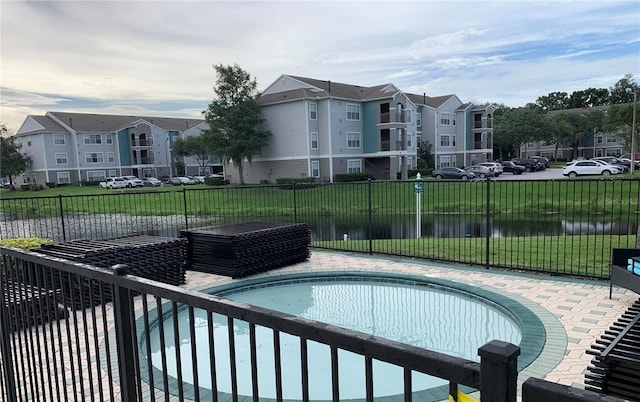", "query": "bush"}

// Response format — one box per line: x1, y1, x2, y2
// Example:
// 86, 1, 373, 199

45, 182, 57, 188
0, 237, 52, 250
275, 177, 316, 189
396, 169, 432, 180
334, 173, 375, 182
81, 180, 102, 187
